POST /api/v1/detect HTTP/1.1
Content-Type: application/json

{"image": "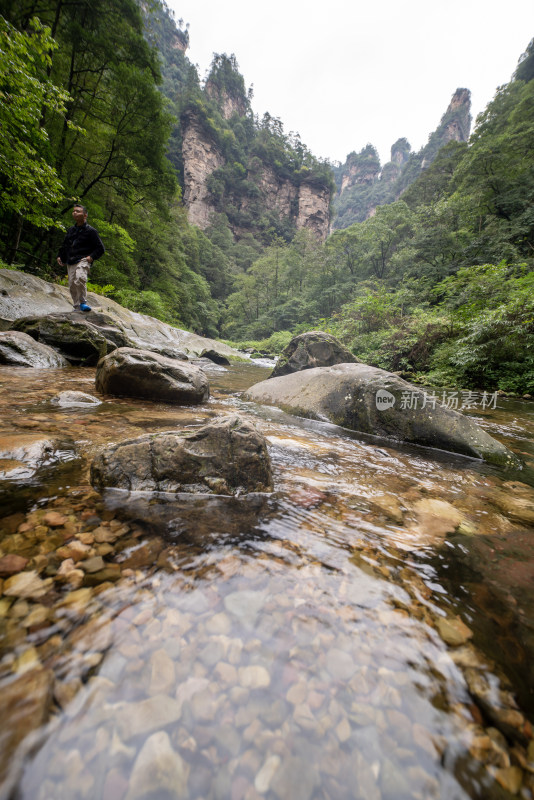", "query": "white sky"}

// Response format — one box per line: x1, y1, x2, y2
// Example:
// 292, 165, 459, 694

167, 0, 534, 166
